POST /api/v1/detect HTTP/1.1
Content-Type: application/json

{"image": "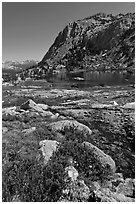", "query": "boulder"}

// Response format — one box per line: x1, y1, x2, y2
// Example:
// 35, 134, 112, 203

60, 109, 91, 119
21, 99, 41, 111
65, 165, 79, 181
39, 140, 59, 165
91, 103, 113, 109
40, 111, 54, 117
110, 173, 124, 187
113, 101, 118, 106
48, 120, 92, 135
22, 127, 36, 135
20, 99, 49, 113
122, 102, 135, 109
82, 142, 116, 175
116, 178, 135, 197
93, 188, 134, 202
50, 113, 59, 120
37, 103, 48, 110
89, 175, 135, 202
89, 181, 101, 192
27, 111, 39, 117
101, 179, 113, 189
2, 106, 17, 116
2, 107, 21, 121
58, 115, 66, 120
15, 106, 26, 113
2, 127, 8, 134
61, 99, 90, 106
